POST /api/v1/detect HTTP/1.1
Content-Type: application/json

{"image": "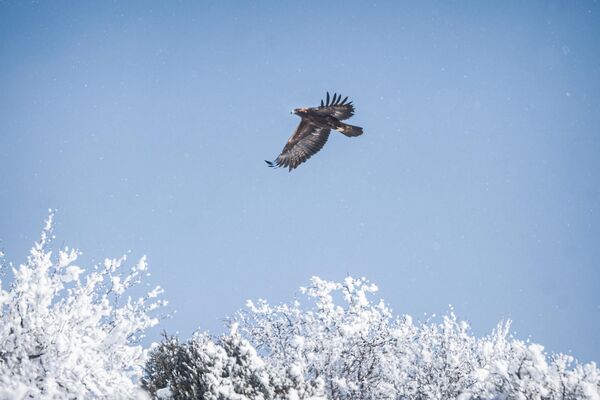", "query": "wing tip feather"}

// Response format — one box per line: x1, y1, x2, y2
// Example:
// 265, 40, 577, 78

265, 159, 280, 169
321, 92, 352, 107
